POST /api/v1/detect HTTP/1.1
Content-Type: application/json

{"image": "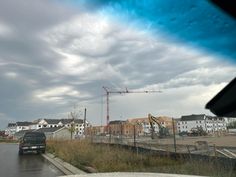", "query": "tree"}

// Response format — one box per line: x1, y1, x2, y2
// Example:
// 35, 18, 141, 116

68, 104, 83, 140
